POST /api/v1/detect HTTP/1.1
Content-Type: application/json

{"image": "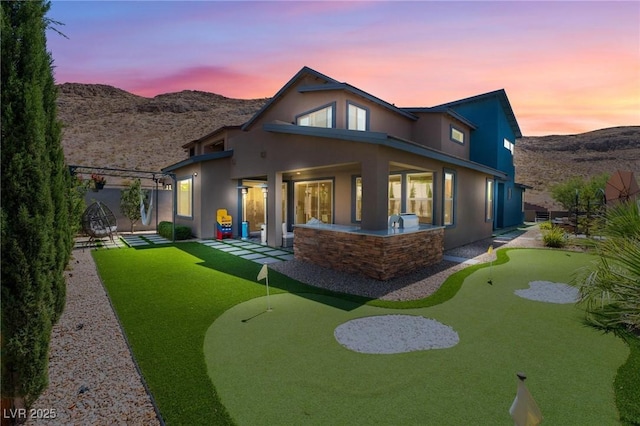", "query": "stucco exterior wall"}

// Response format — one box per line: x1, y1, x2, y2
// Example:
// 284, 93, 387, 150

442, 167, 494, 249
